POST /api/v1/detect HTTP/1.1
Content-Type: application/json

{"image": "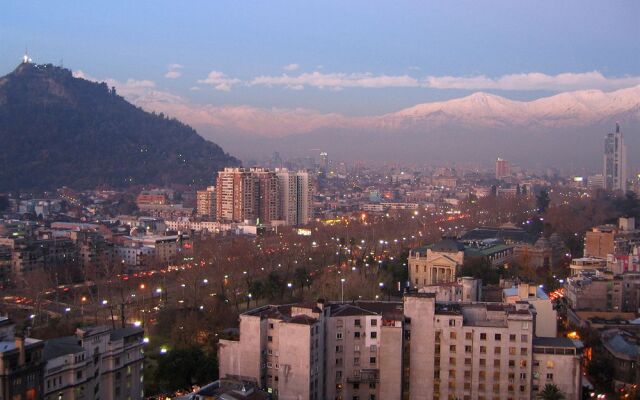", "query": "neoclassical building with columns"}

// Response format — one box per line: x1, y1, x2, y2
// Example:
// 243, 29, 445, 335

409, 239, 465, 287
